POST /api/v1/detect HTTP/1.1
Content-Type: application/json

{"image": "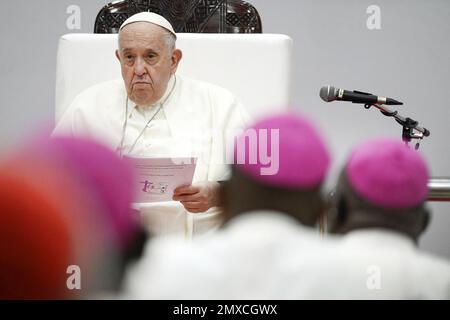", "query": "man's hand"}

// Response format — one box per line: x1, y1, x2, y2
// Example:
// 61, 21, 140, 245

172, 181, 220, 213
